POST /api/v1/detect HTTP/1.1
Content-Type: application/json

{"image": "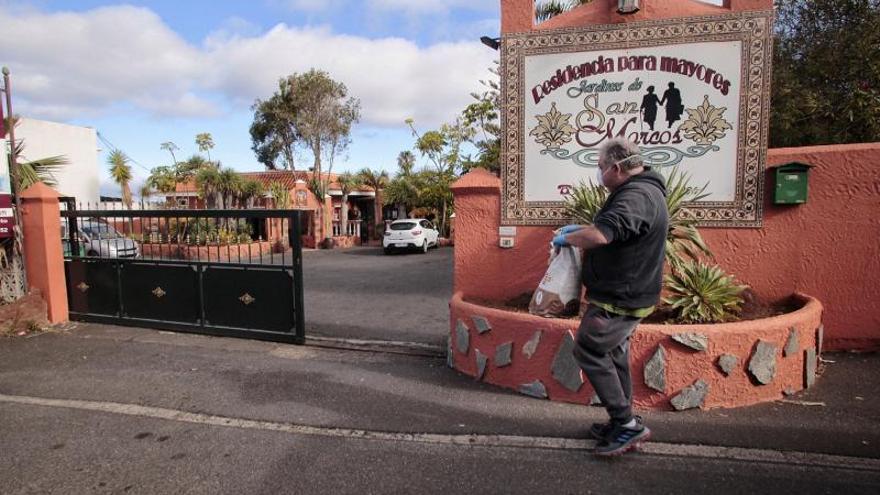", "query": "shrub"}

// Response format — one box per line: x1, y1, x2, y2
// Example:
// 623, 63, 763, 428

663, 260, 748, 324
